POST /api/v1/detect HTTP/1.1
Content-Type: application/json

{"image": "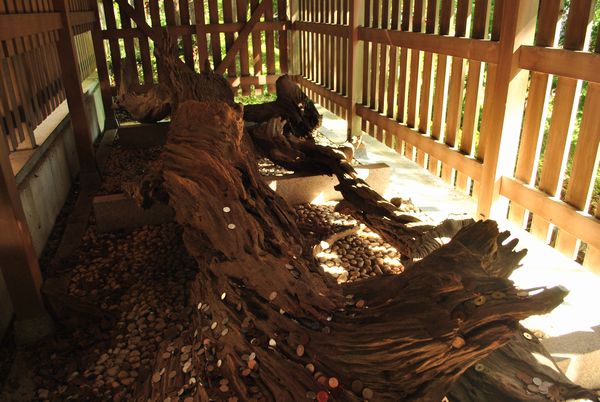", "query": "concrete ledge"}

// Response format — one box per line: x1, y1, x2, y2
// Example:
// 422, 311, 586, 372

117, 121, 169, 148
265, 162, 391, 205
93, 193, 175, 233
93, 163, 390, 232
